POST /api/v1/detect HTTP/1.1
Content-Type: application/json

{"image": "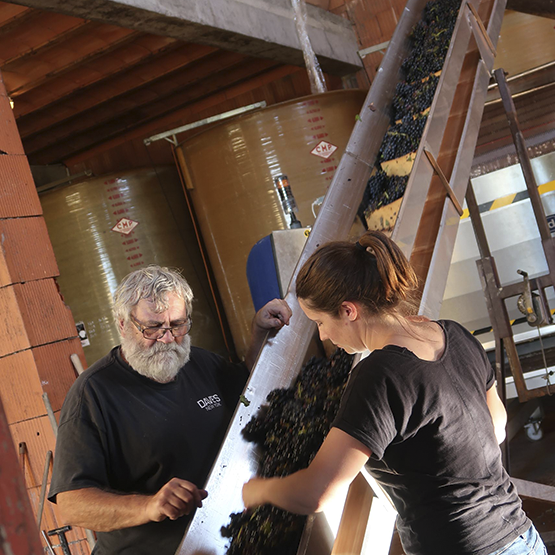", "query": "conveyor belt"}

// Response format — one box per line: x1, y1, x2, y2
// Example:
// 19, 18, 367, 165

176, 0, 506, 552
